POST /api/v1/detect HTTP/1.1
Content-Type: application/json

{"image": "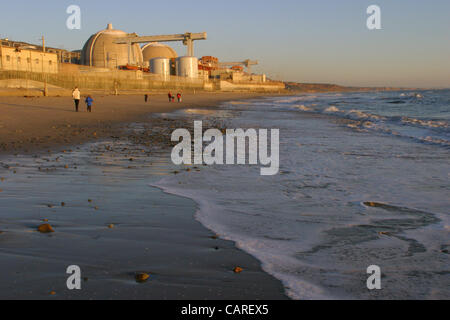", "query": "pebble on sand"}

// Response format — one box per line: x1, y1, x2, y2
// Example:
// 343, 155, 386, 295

233, 267, 244, 274
38, 223, 54, 233
135, 273, 150, 283
364, 202, 384, 208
